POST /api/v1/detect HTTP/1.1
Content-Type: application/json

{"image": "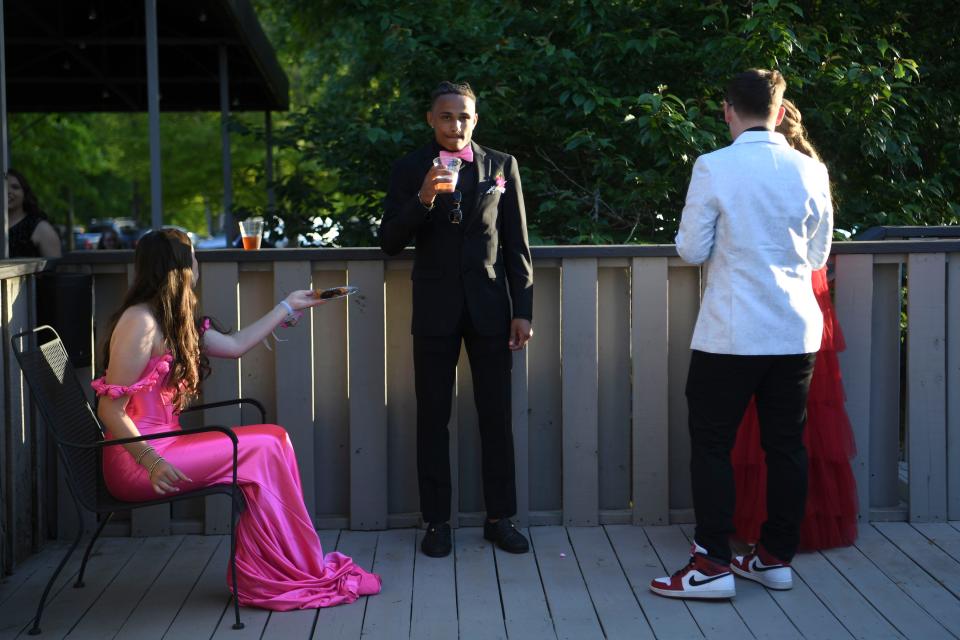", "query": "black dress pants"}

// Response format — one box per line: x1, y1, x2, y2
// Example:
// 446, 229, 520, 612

414, 310, 516, 524
686, 349, 816, 563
